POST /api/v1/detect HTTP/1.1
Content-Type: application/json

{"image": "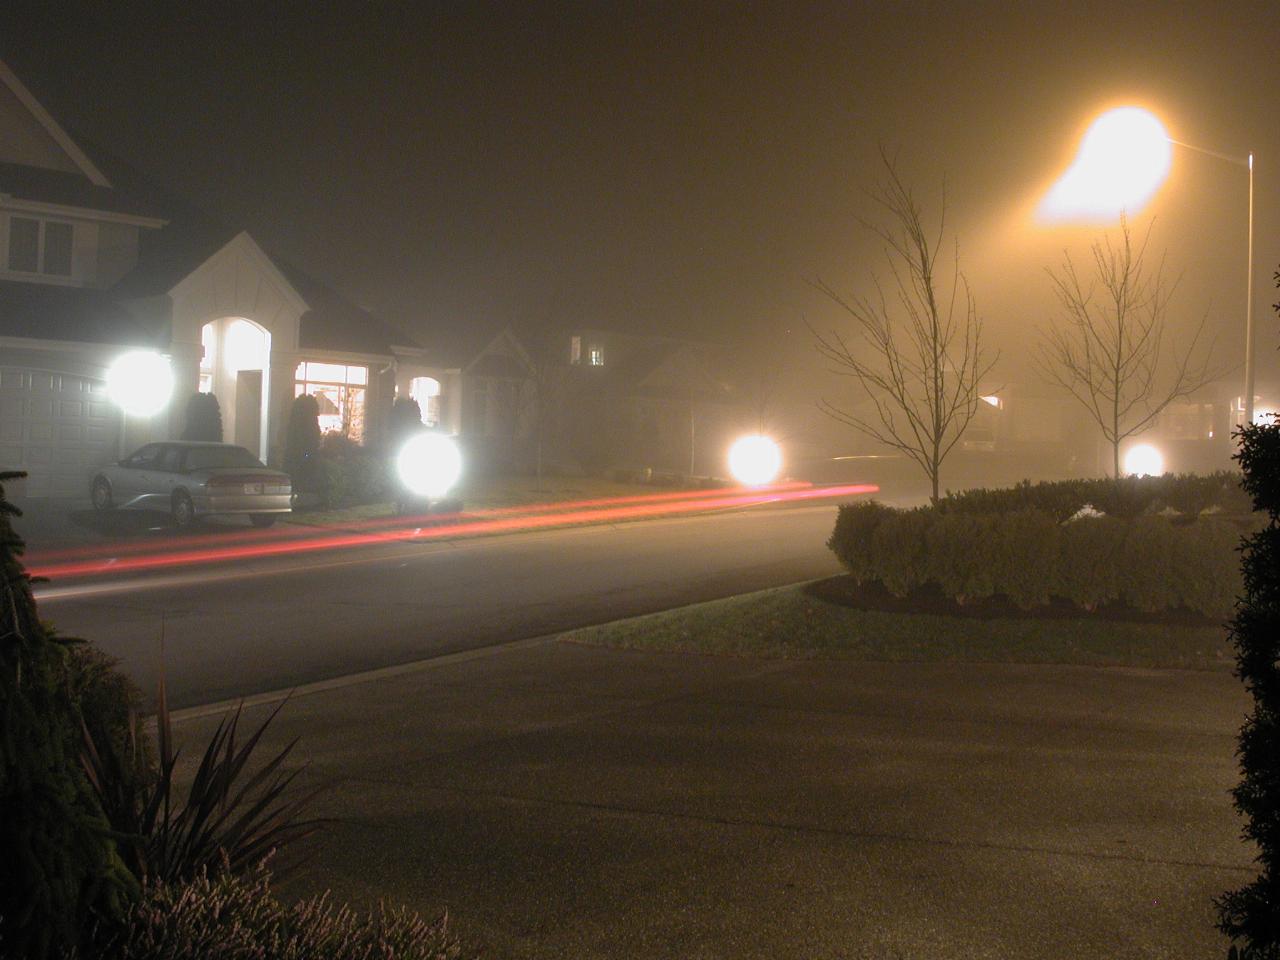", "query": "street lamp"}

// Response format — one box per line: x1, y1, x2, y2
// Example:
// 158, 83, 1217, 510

1042, 106, 1256, 424
105, 350, 174, 418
